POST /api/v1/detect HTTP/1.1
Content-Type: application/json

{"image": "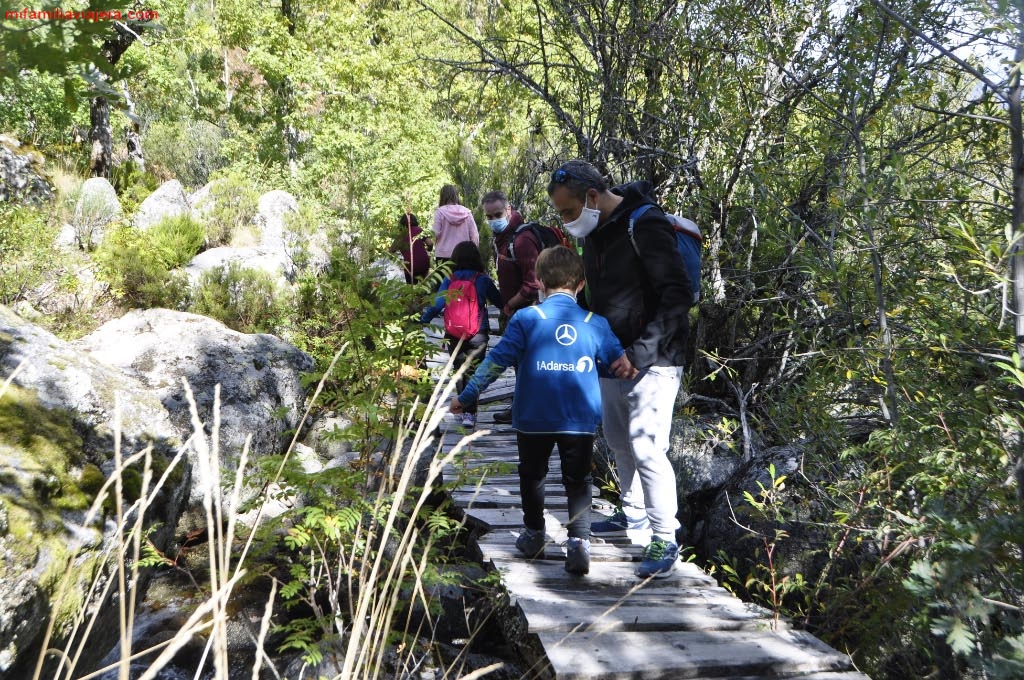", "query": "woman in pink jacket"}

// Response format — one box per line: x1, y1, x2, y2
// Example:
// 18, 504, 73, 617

432, 184, 479, 264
